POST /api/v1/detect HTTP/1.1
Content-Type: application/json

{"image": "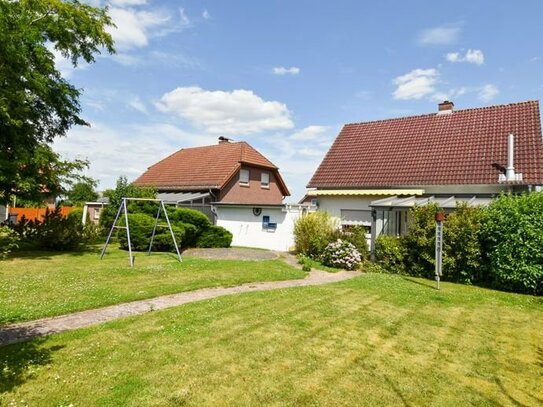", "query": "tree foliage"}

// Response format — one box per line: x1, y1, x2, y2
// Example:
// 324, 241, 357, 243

0, 0, 115, 204
66, 179, 99, 206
